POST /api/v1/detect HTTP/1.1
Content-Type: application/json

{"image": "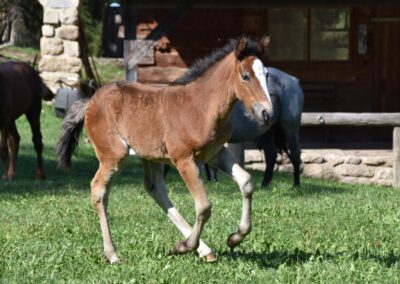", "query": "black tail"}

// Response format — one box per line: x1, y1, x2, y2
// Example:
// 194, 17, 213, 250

274, 123, 288, 155
56, 98, 89, 169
